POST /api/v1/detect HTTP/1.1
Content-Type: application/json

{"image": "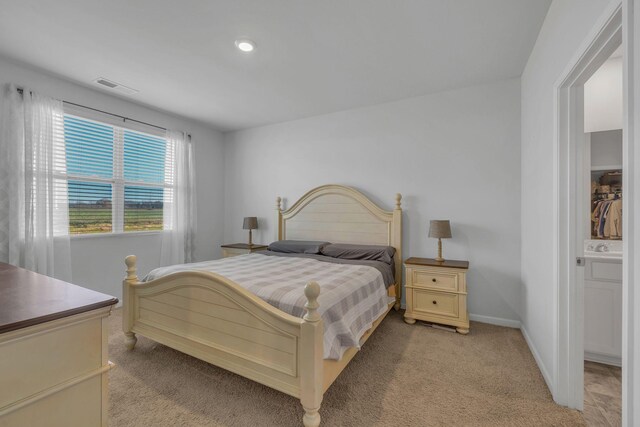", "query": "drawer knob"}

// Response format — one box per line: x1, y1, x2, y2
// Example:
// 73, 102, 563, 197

432, 300, 437, 305
432, 278, 437, 282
